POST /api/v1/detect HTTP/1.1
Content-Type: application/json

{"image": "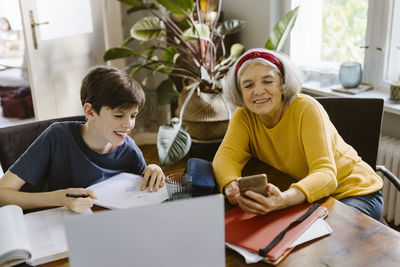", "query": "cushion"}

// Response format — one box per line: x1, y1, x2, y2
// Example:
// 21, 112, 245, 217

184, 157, 218, 197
